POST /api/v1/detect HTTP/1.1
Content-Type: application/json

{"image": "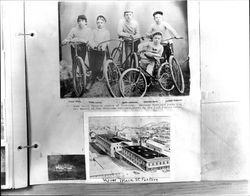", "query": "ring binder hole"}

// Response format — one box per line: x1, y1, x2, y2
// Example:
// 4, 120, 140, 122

17, 146, 22, 150
17, 144, 39, 150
